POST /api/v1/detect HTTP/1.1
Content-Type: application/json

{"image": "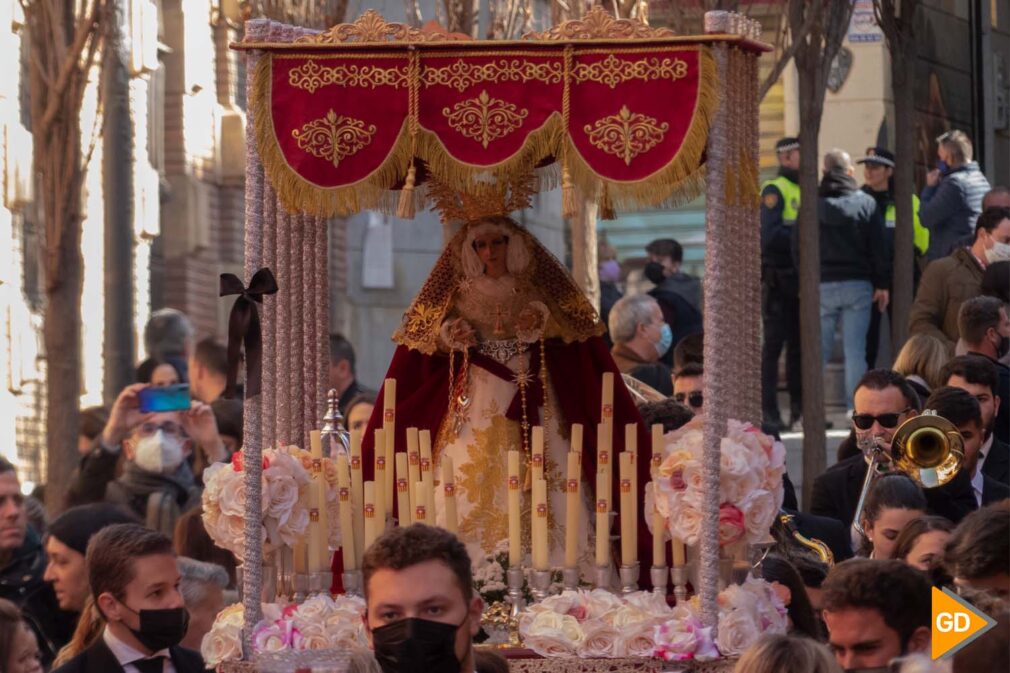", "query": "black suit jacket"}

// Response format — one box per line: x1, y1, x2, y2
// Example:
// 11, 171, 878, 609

982, 437, 1010, 486
51, 637, 208, 673
809, 454, 978, 527
982, 474, 1010, 505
